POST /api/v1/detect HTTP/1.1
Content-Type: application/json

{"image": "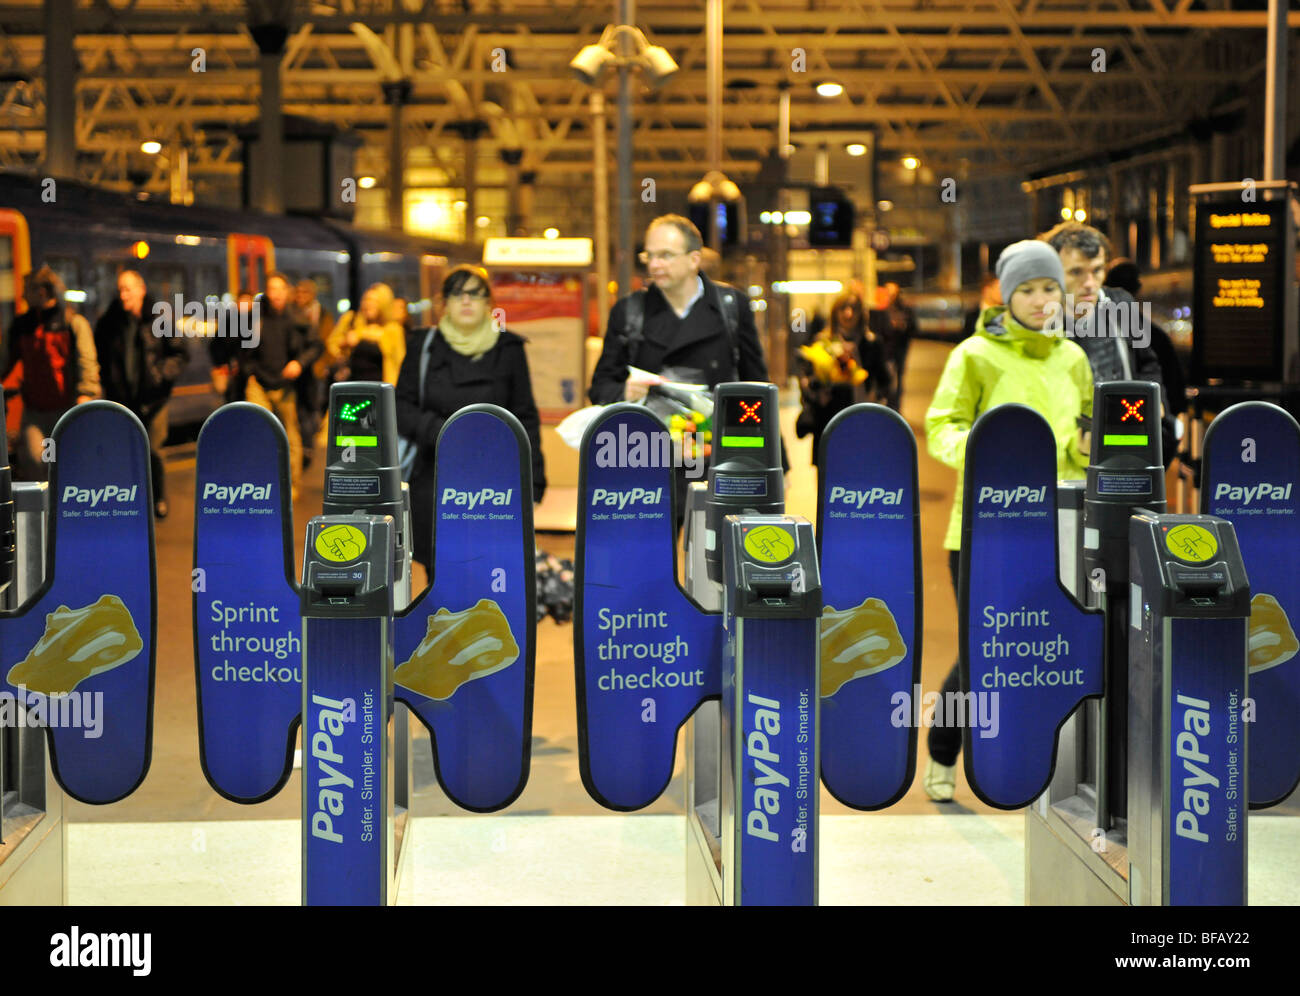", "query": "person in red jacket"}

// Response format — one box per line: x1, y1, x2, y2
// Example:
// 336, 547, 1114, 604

1, 266, 101, 481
